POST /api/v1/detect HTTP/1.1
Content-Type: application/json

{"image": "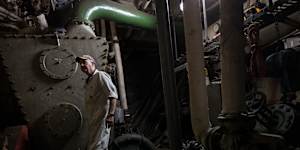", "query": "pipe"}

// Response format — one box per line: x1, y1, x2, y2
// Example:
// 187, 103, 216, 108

220, 0, 246, 113
110, 21, 128, 110
202, 0, 208, 41
0, 6, 22, 22
74, 0, 156, 30
259, 12, 299, 47
281, 17, 300, 30
154, 0, 182, 149
101, 20, 106, 37
183, 0, 210, 142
